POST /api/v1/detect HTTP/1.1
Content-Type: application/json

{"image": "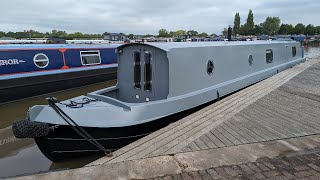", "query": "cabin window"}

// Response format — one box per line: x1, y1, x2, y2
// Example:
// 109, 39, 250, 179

80, 51, 101, 65
144, 52, 152, 91
248, 55, 253, 66
266, 49, 273, 64
207, 60, 214, 75
292, 47, 297, 57
134, 51, 141, 89
33, 53, 49, 68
